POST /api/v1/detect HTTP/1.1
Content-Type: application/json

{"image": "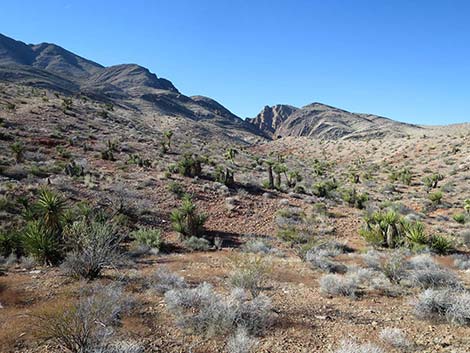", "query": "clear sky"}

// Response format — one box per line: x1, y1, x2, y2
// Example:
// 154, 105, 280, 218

2, 0, 469, 124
